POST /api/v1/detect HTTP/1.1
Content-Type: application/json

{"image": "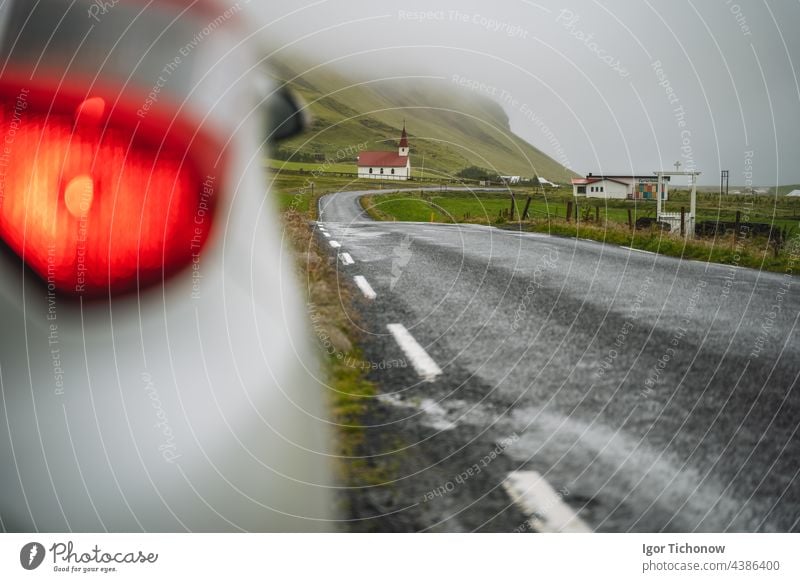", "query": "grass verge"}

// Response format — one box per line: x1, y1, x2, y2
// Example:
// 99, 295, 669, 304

523, 220, 791, 272
361, 191, 799, 274
278, 180, 400, 525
